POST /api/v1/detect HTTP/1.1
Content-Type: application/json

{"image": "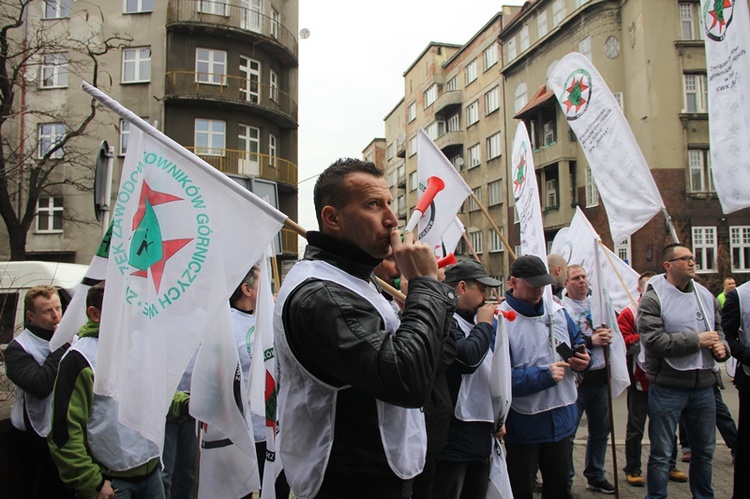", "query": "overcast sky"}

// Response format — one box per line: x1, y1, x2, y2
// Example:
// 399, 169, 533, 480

295, 1, 525, 240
